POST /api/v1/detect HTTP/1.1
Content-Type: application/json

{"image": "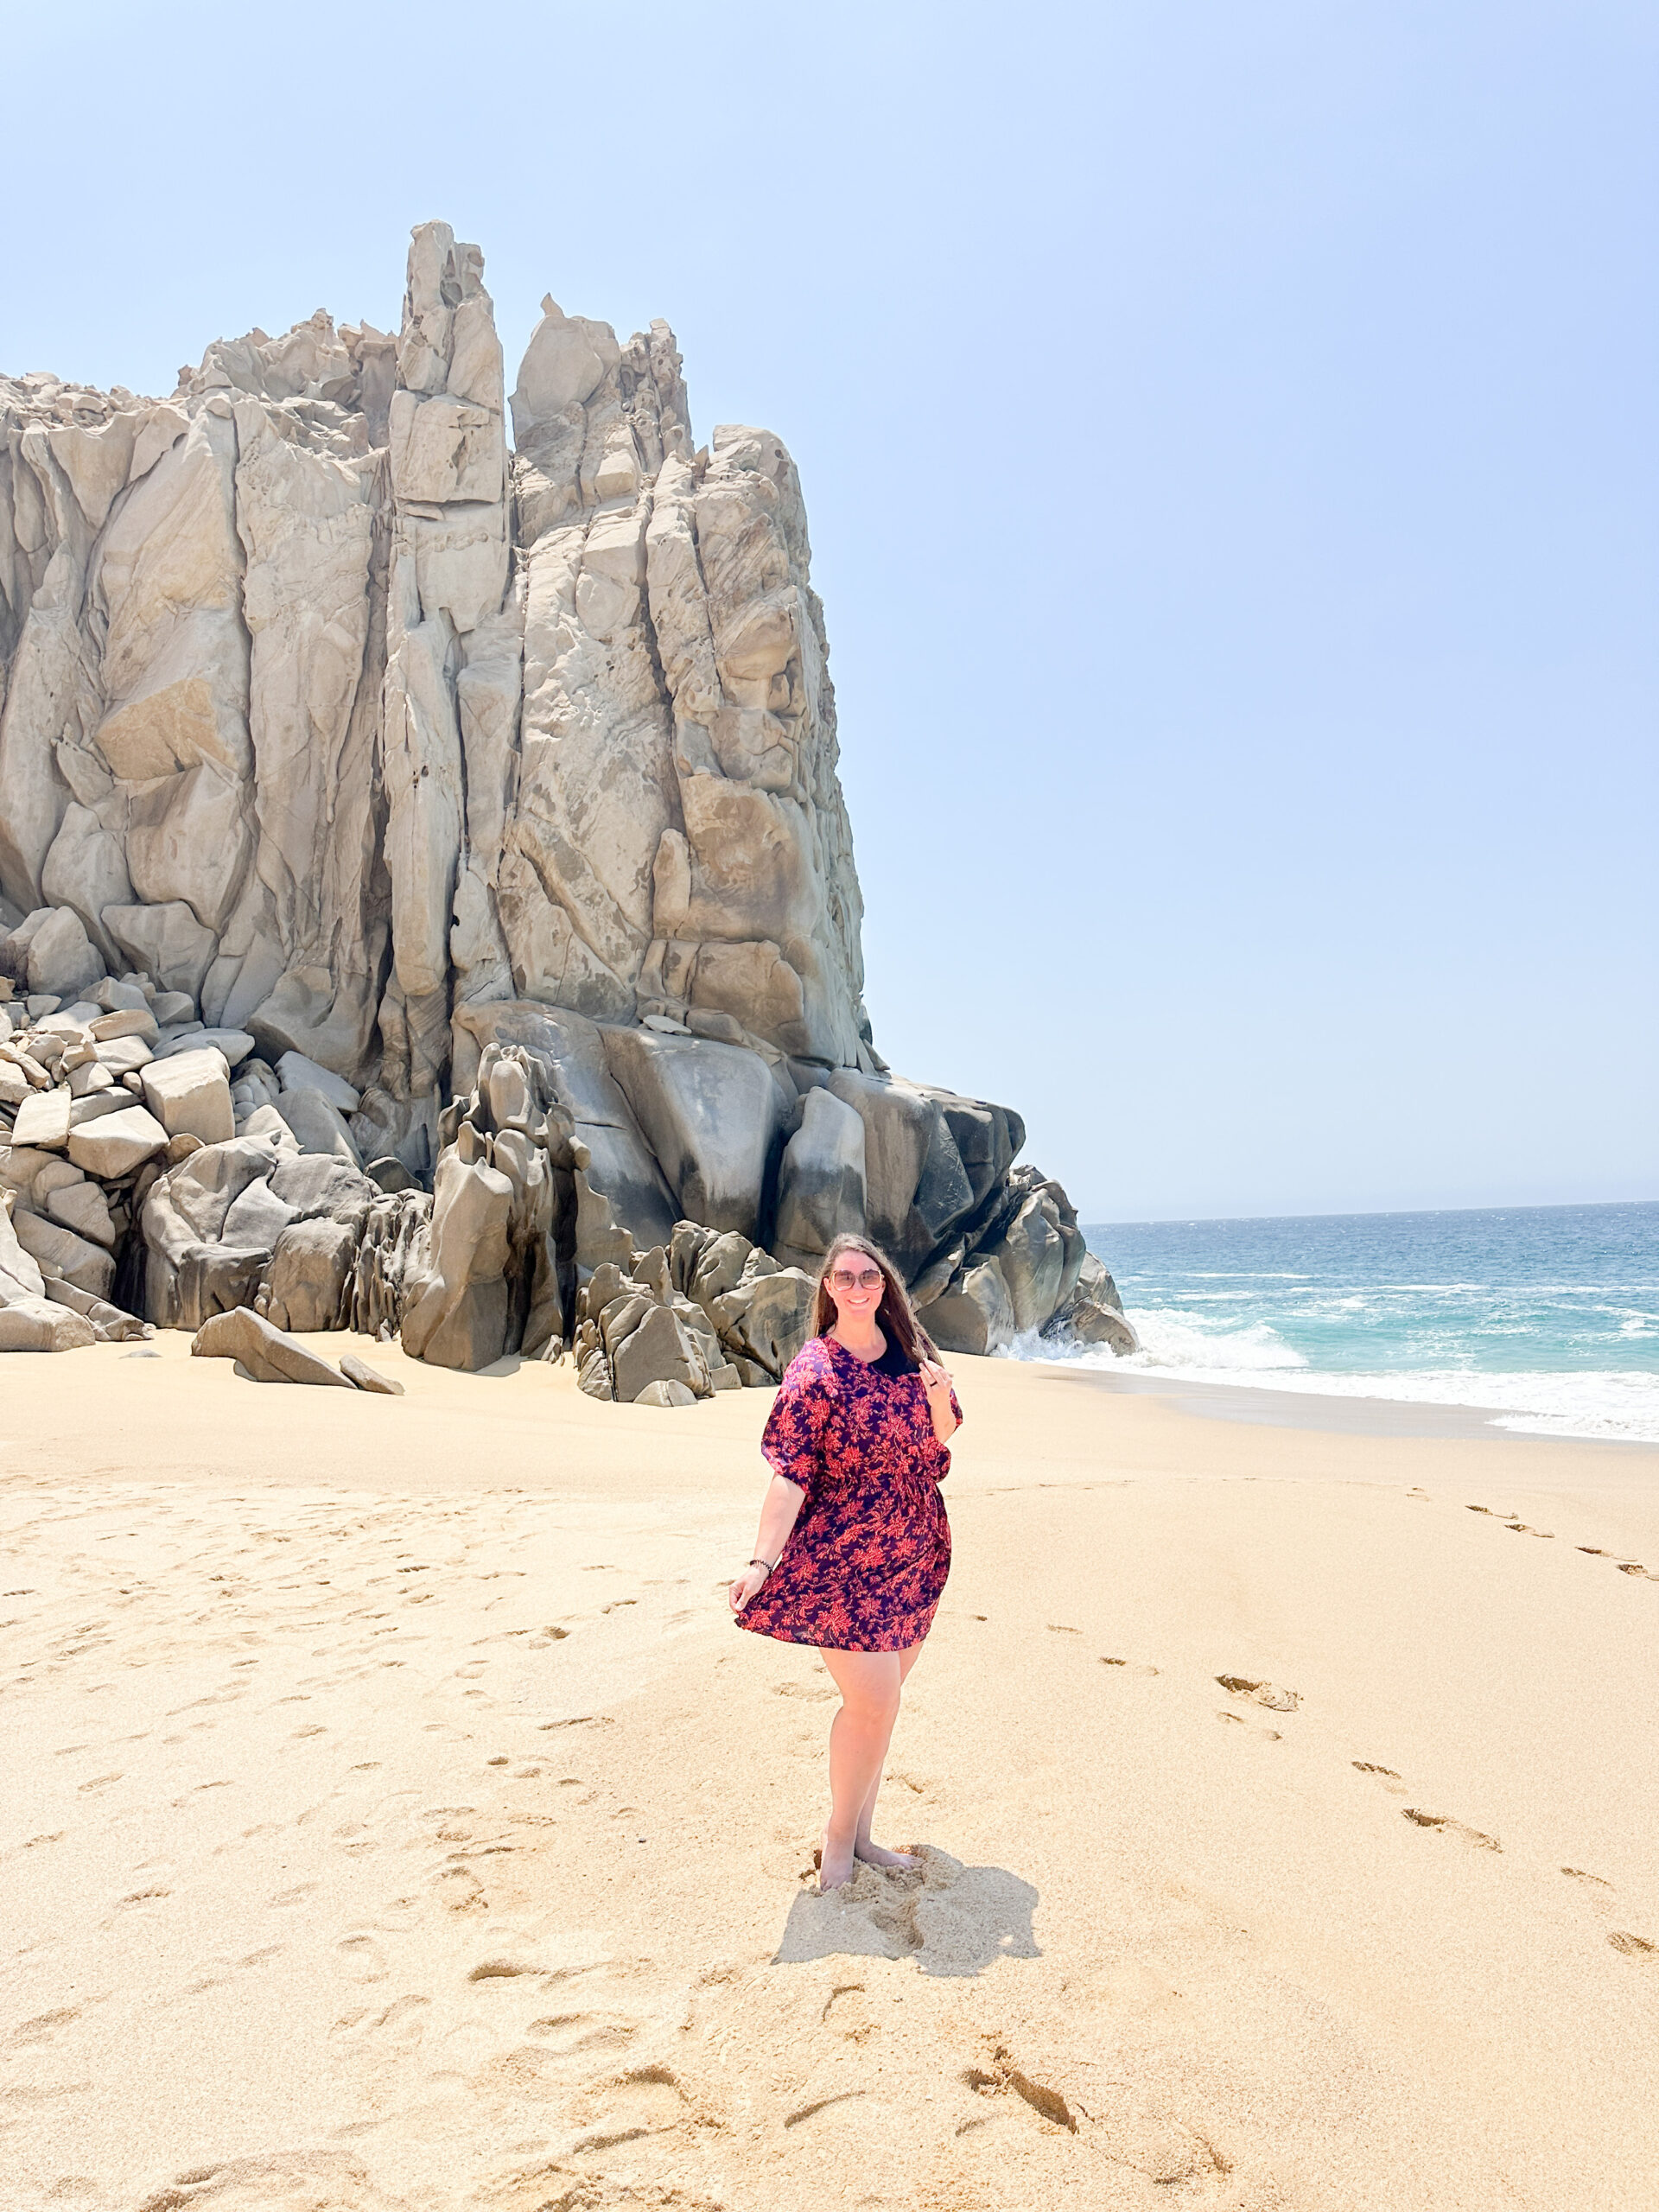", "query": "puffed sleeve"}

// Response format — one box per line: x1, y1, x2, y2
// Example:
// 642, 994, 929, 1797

760, 1349, 834, 1498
